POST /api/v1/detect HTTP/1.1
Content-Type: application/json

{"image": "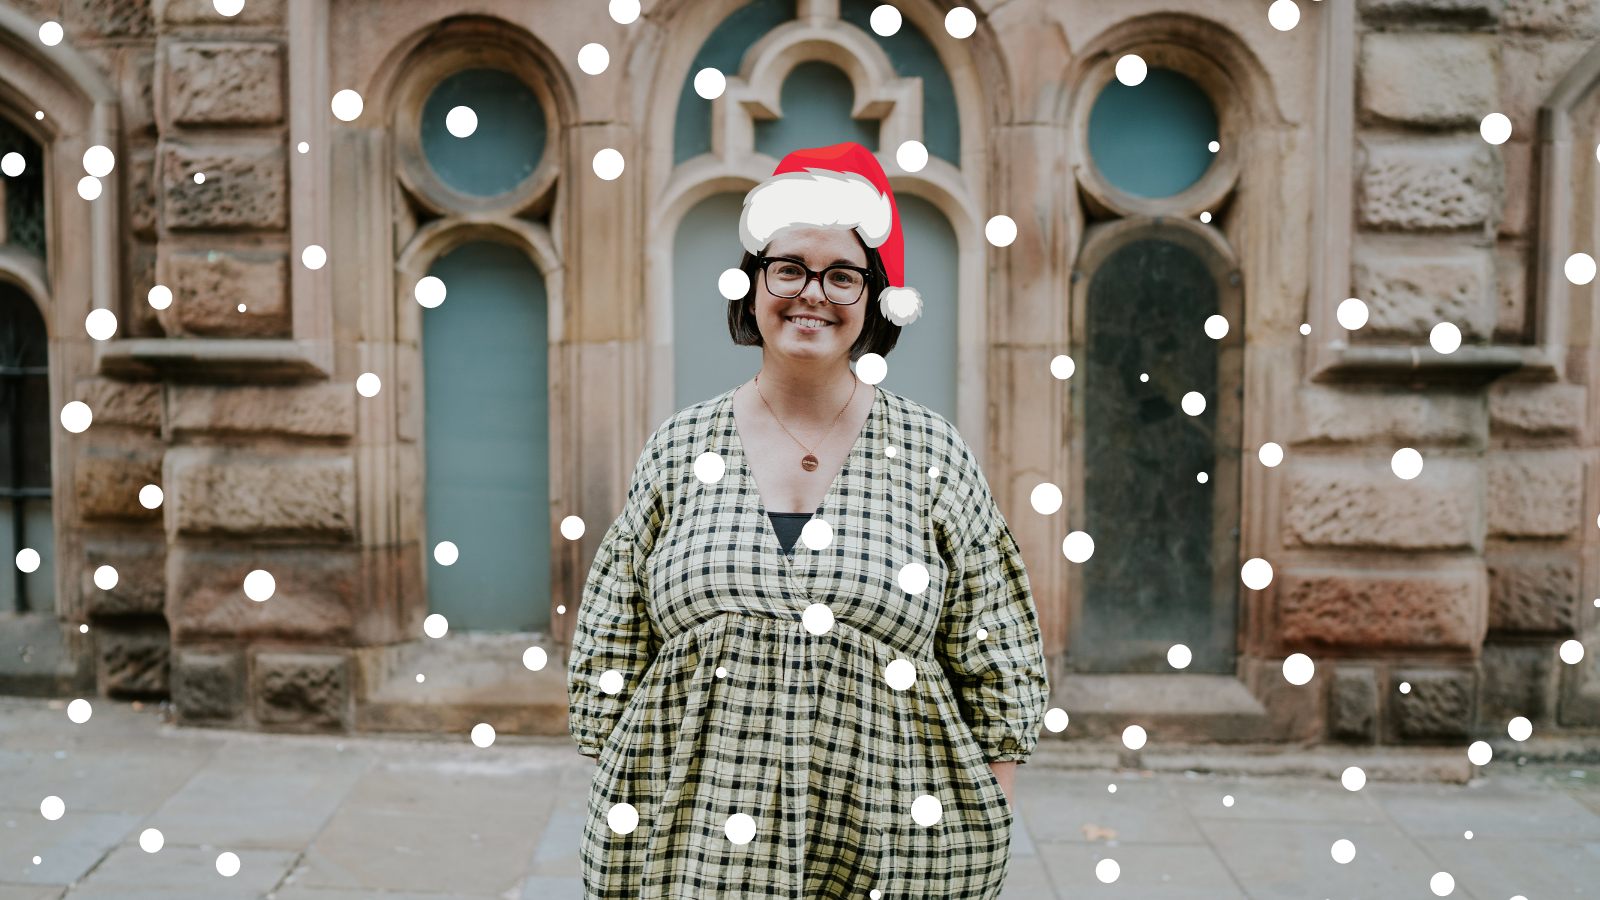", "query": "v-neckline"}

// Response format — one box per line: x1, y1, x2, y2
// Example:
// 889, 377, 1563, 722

725, 384, 882, 562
